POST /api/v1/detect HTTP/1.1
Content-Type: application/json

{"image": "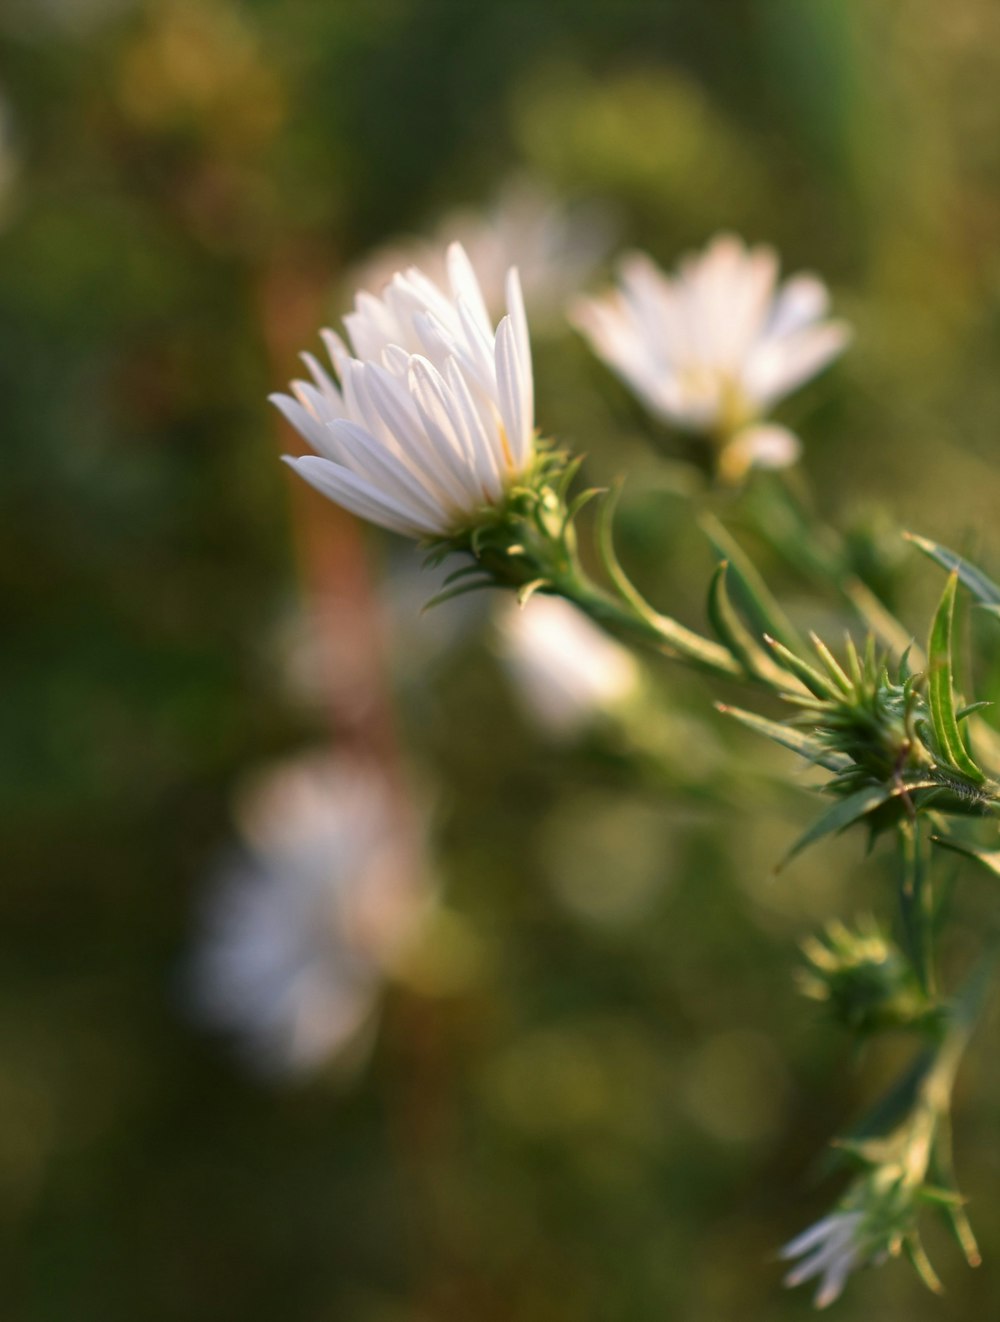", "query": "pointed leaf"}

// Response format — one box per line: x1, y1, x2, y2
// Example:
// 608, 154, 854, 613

928, 572, 985, 783
422, 578, 495, 611
906, 532, 1000, 607
717, 704, 851, 773
777, 783, 896, 872
516, 578, 546, 607
707, 563, 795, 685
931, 834, 1000, 878
699, 514, 804, 652
764, 635, 842, 700
596, 484, 741, 677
